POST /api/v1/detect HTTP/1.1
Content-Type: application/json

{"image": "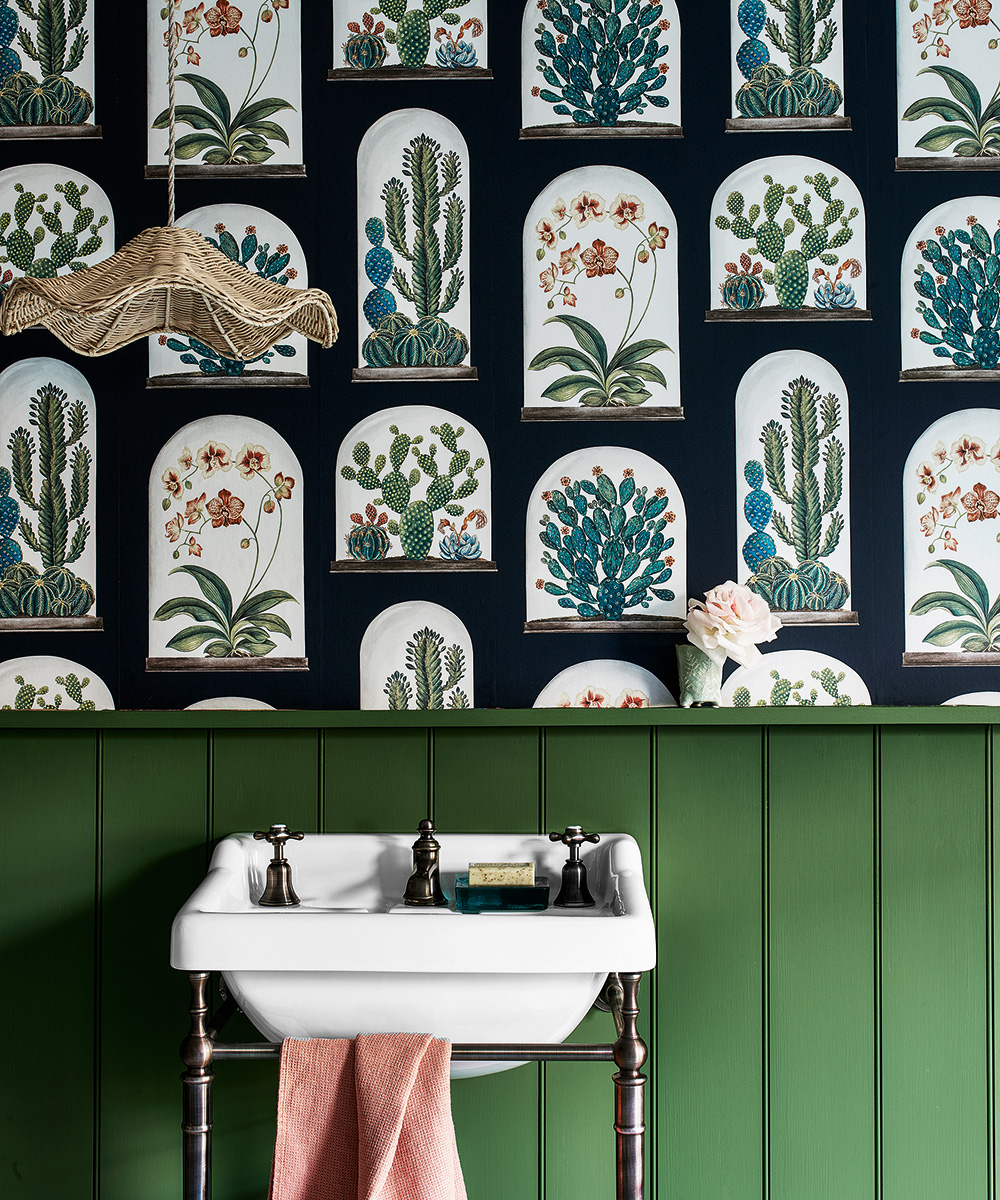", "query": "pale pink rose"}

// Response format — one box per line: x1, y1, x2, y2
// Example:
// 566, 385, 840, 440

683, 581, 781, 668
